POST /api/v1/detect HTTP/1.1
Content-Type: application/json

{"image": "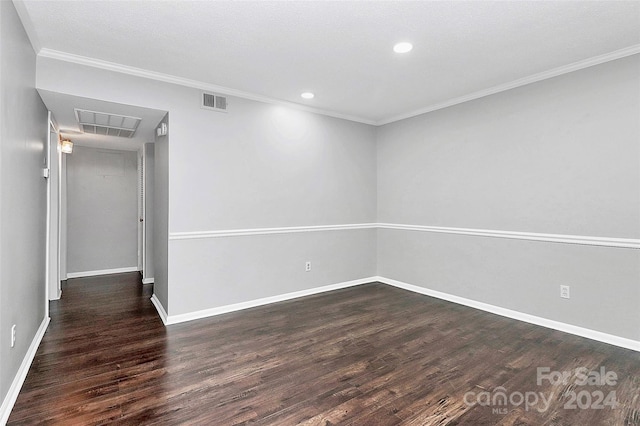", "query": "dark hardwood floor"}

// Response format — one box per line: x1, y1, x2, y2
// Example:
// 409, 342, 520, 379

8, 273, 640, 425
